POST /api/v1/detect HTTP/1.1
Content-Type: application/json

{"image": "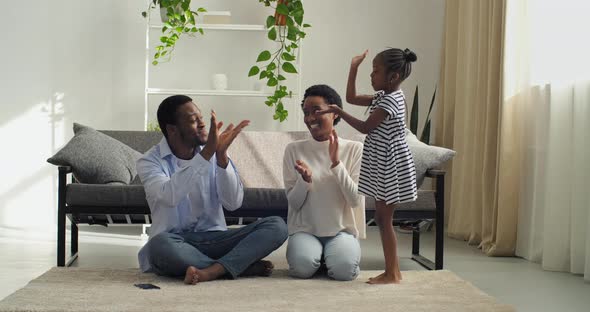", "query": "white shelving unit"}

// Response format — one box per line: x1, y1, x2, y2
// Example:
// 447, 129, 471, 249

144, 8, 303, 130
